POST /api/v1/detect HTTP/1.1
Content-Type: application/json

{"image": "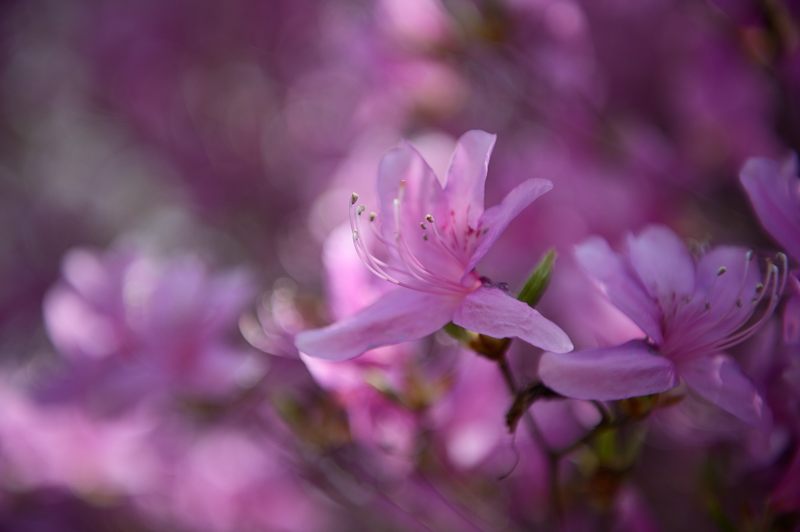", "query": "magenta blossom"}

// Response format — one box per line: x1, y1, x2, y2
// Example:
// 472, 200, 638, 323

539, 225, 786, 425
296, 130, 573, 360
